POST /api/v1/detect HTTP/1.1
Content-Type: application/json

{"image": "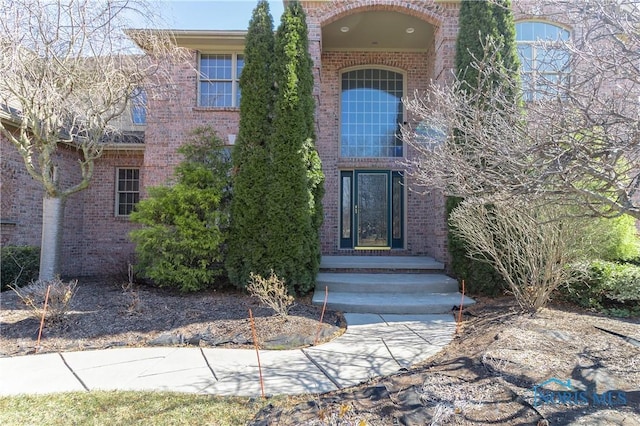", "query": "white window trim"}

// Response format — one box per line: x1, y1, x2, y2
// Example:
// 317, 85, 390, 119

197, 52, 244, 108
516, 20, 571, 101
115, 167, 140, 217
